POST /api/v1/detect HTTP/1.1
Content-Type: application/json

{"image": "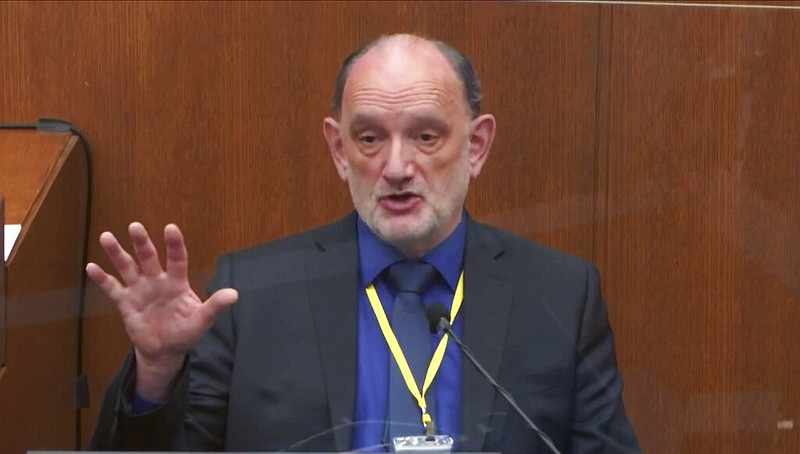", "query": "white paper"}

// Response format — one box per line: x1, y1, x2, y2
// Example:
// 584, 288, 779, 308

4, 224, 21, 261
